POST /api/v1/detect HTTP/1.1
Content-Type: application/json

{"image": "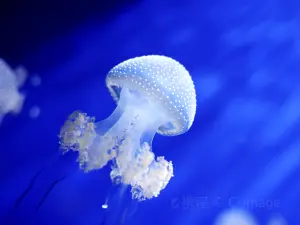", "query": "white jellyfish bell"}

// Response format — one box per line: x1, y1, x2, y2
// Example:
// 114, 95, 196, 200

59, 55, 197, 201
